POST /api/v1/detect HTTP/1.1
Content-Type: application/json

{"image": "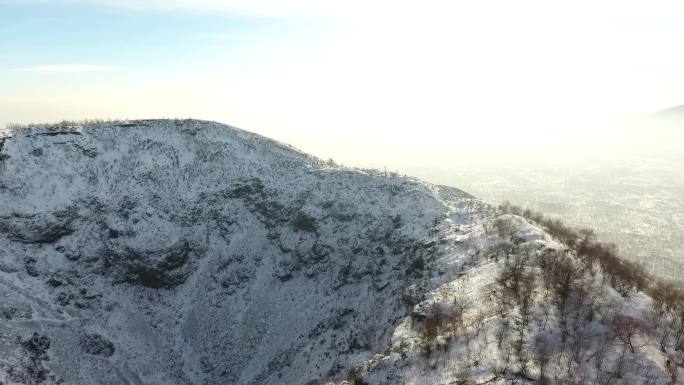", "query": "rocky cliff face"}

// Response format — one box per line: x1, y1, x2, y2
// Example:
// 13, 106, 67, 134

0, 120, 485, 384
0, 120, 676, 385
